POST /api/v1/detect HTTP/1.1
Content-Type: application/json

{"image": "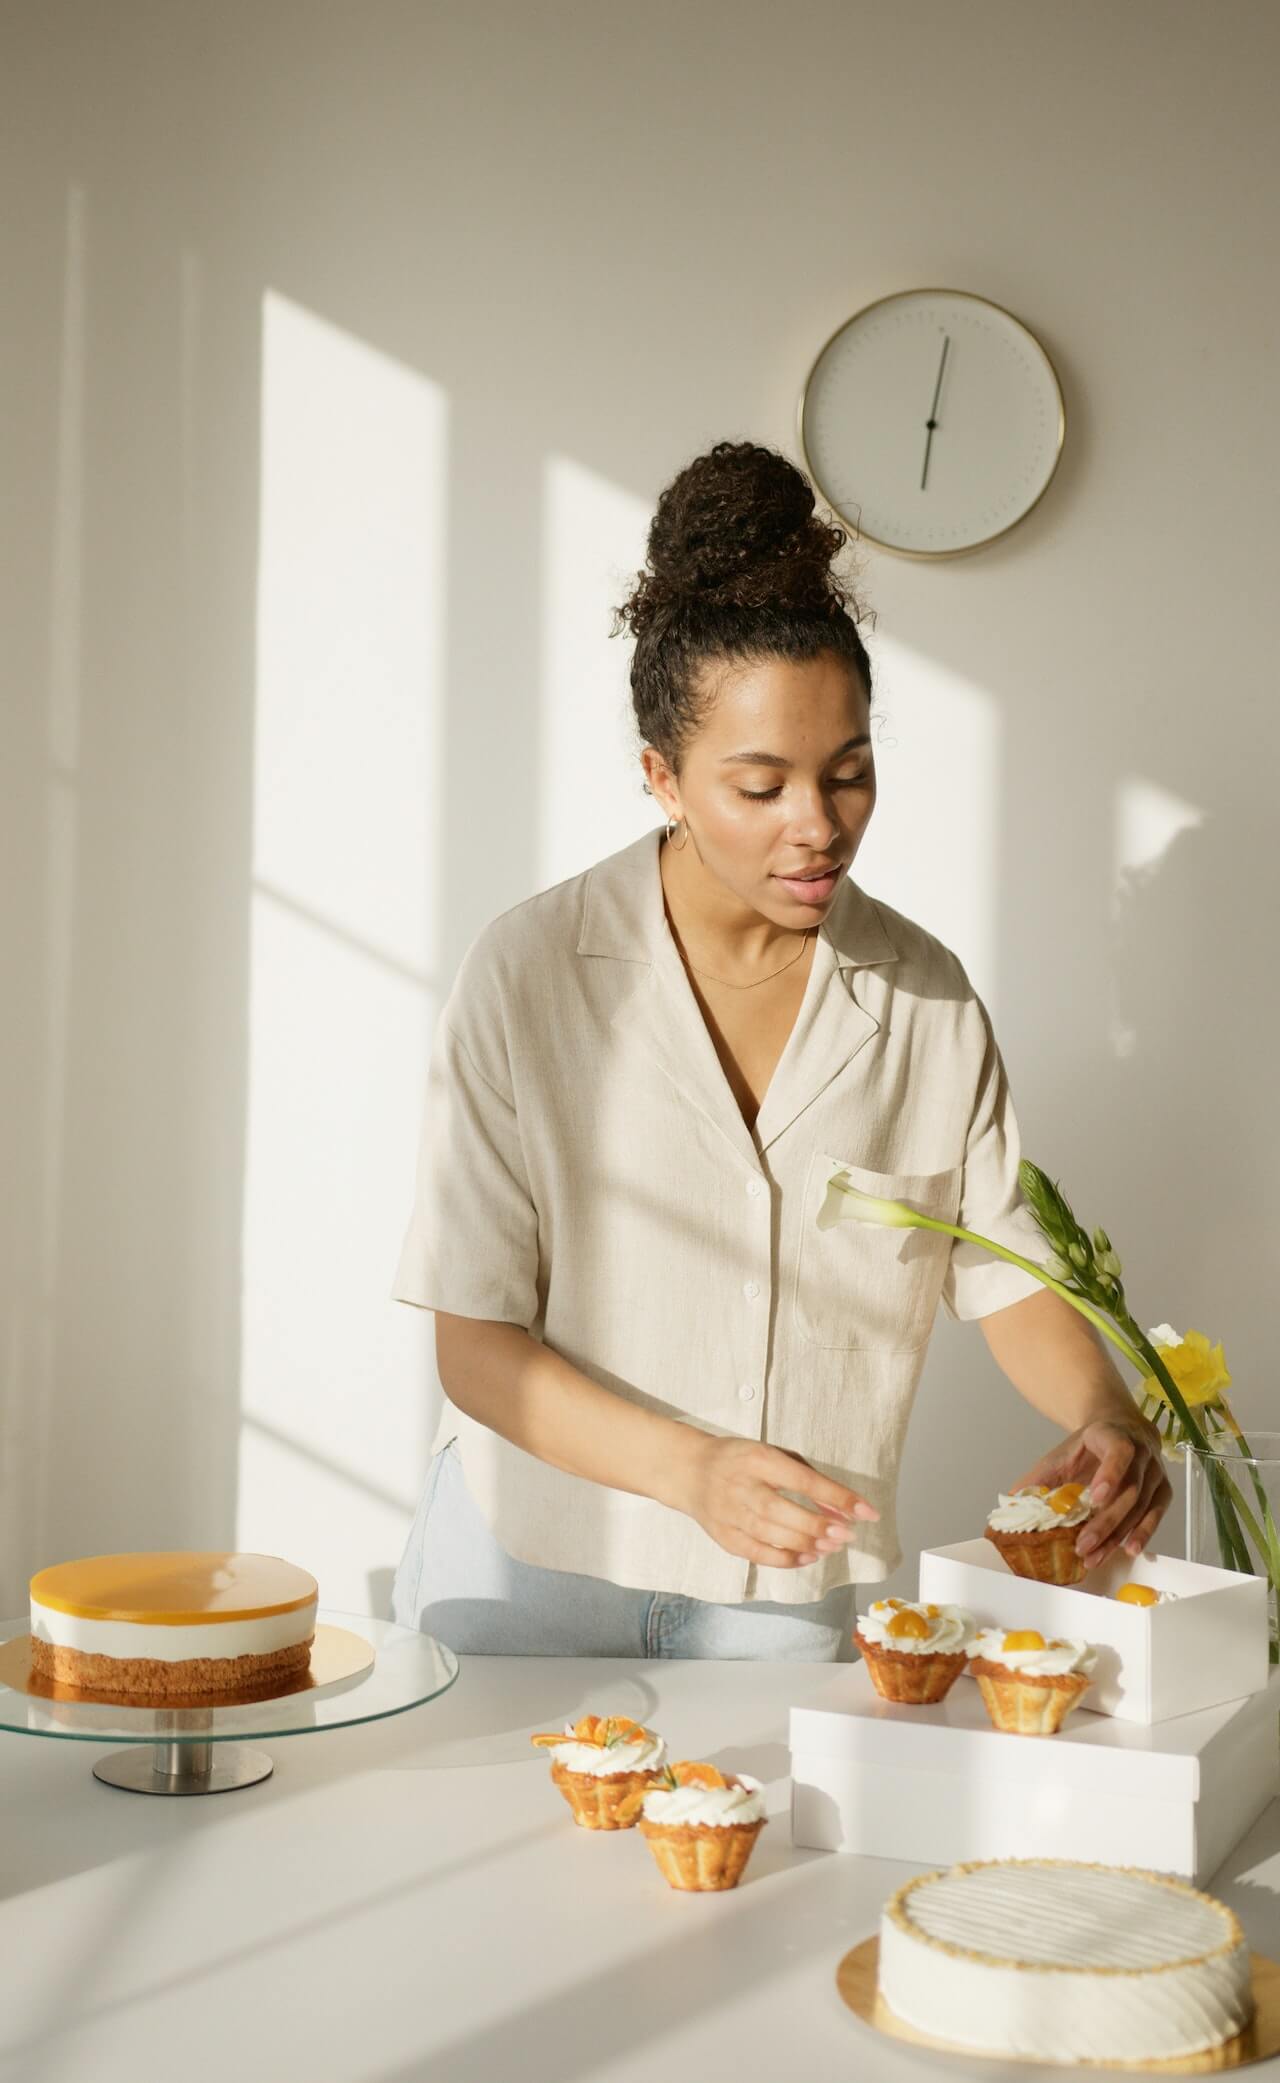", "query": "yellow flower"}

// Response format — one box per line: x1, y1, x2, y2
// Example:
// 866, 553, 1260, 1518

1147, 1327, 1232, 1408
